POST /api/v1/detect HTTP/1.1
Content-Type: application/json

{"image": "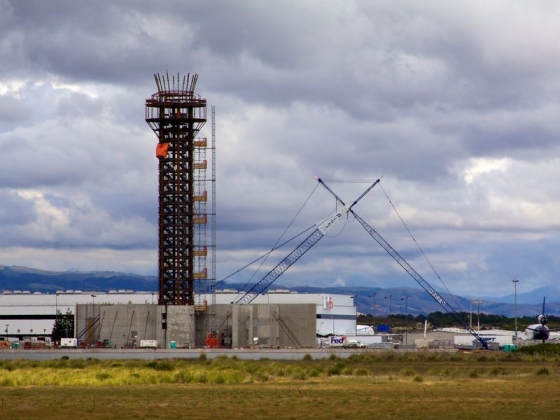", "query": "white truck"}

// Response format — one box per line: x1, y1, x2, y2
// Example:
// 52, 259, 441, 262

327, 336, 366, 348
60, 338, 78, 347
